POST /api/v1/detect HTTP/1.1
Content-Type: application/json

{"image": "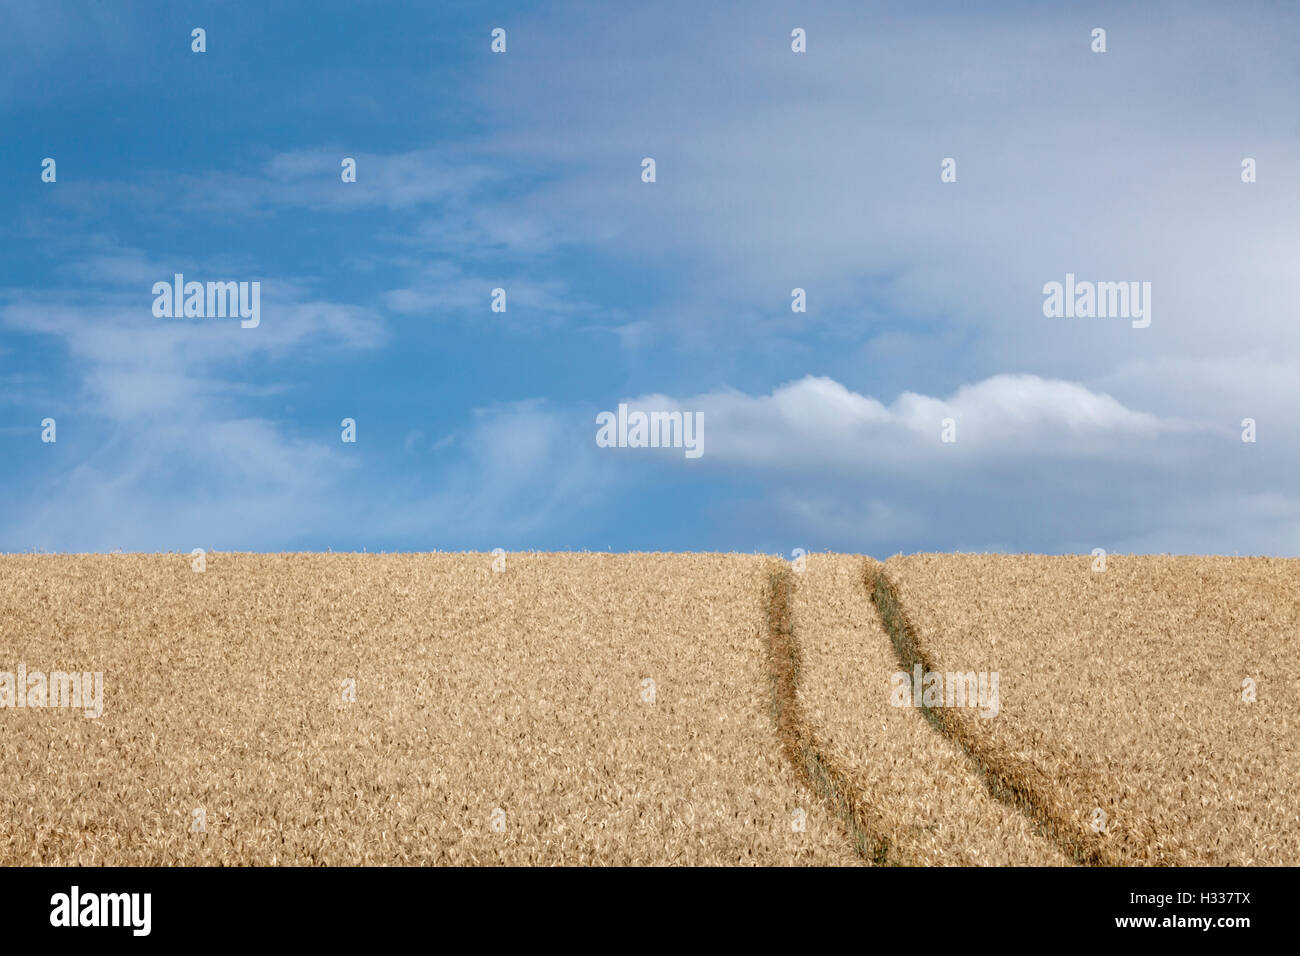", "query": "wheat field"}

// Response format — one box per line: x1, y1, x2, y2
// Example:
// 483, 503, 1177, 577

1, 552, 1295, 865
881, 554, 1300, 866
0, 553, 855, 865
786, 554, 1066, 864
